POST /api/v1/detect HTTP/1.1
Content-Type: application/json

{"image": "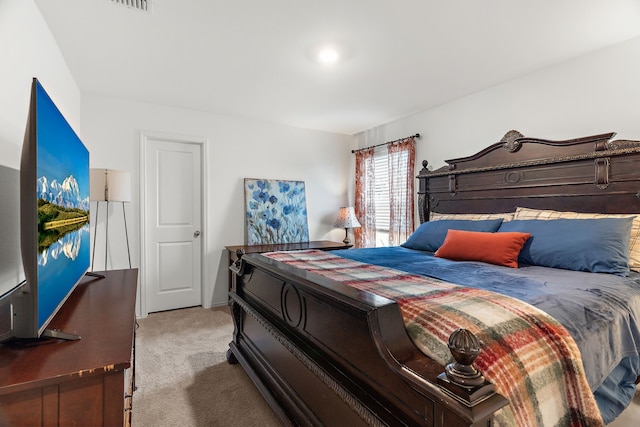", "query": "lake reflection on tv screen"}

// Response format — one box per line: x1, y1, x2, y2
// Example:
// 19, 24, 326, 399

36, 223, 90, 329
